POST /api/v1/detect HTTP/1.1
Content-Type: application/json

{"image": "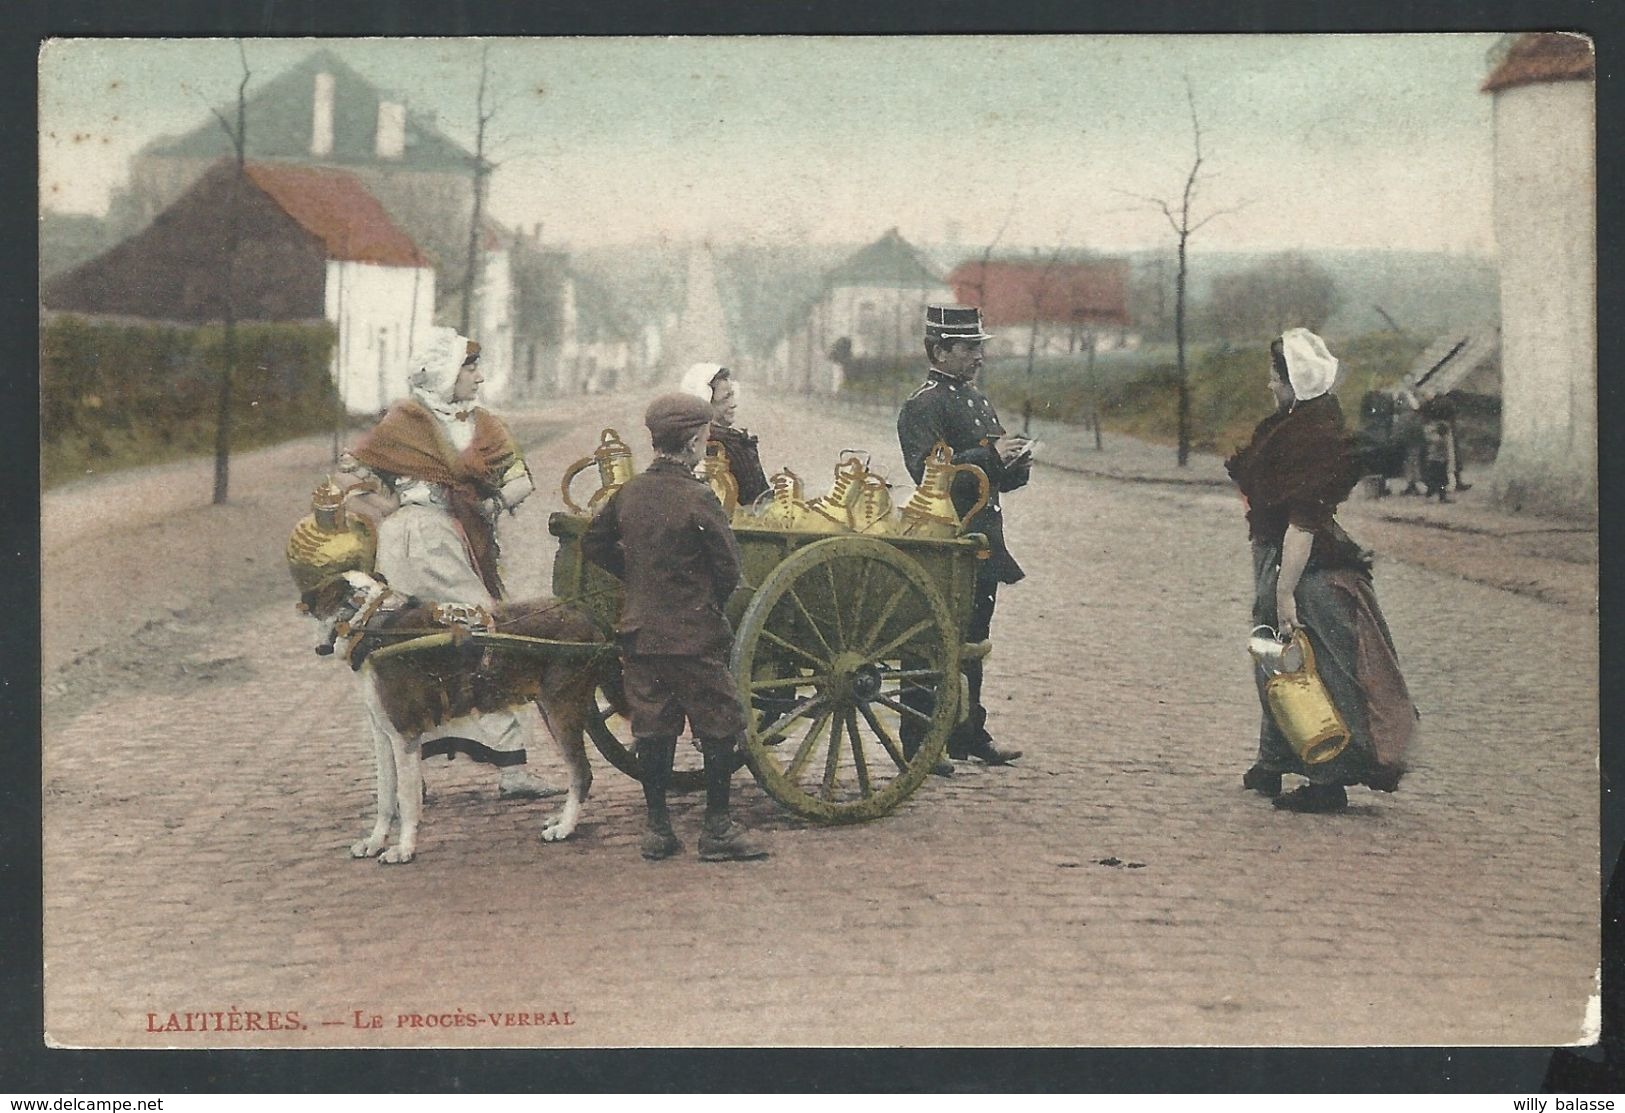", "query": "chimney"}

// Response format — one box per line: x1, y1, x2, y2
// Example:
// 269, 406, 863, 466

311, 72, 335, 157
375, 100, 405, 160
